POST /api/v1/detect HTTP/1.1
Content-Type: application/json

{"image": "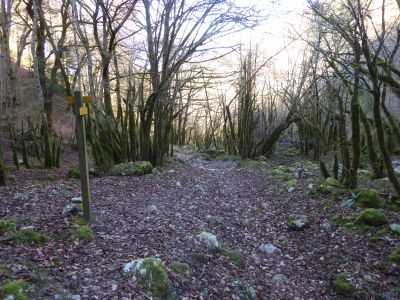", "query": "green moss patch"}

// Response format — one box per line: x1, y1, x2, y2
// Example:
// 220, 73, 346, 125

356, 189, 383, 208
284, 179, 297, 190
355, 208, 387, 227
73, 225, 94, 240
169, 261, 191, 284
110, 161, 153, 176
67, 166, 80, 179
325, 177, 340, 186
0, 279, 31, 300
388, 247, 400, 263
238, 159, 267, 170
333, 273, 356, 296
12, 230, 46, 245
191, 253, 208, 264
0, 218, 17, 234
227, 250, 246, 268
